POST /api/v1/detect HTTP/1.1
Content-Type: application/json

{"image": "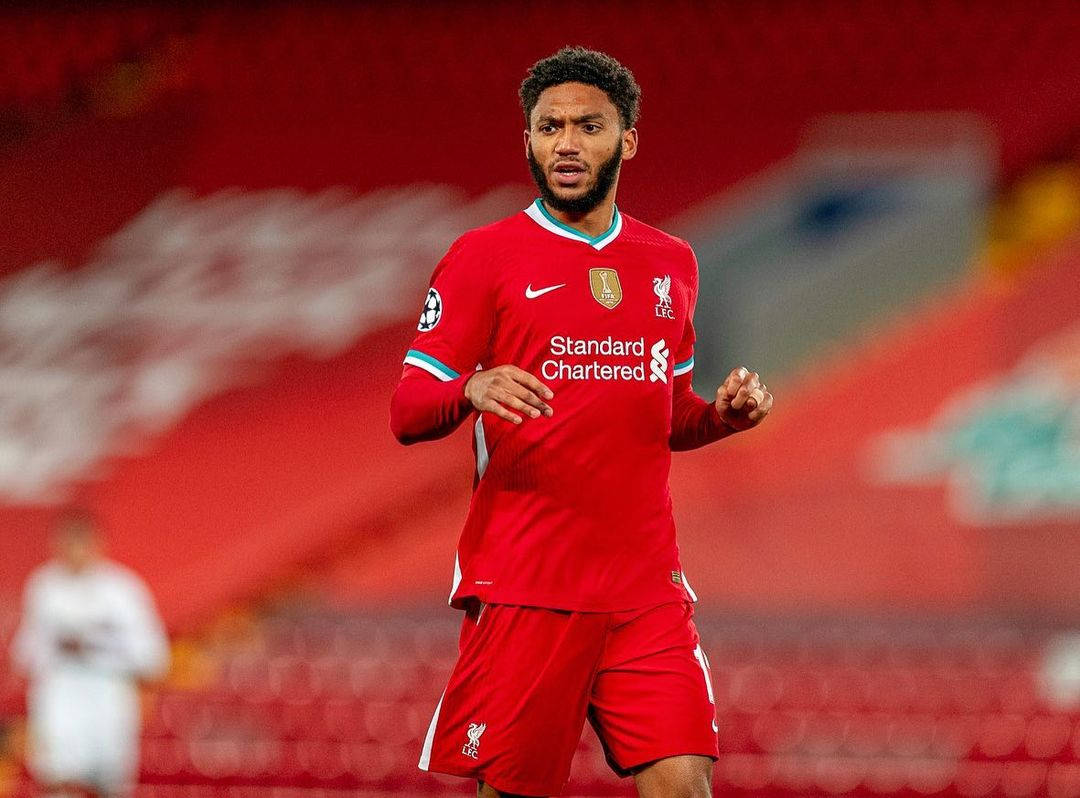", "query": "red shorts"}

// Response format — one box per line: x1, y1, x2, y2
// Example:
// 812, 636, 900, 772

418, 601, 719, 796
